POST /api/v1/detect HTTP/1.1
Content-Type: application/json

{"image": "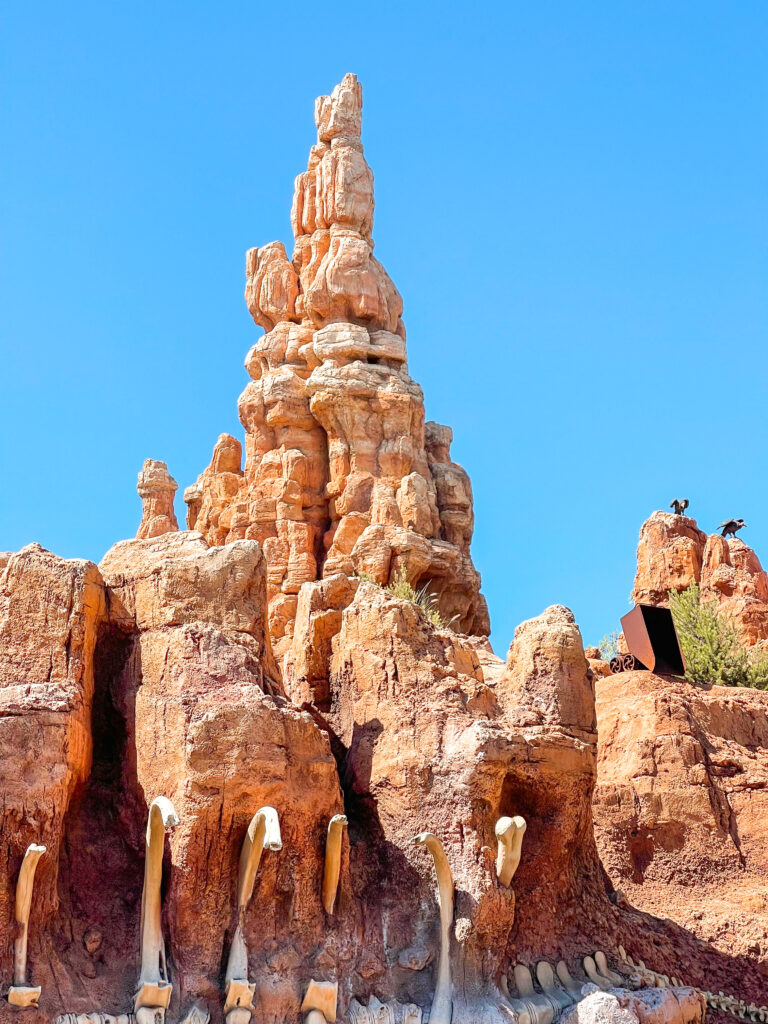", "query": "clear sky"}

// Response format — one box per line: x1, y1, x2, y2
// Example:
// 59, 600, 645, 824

2, 2, 766, 653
